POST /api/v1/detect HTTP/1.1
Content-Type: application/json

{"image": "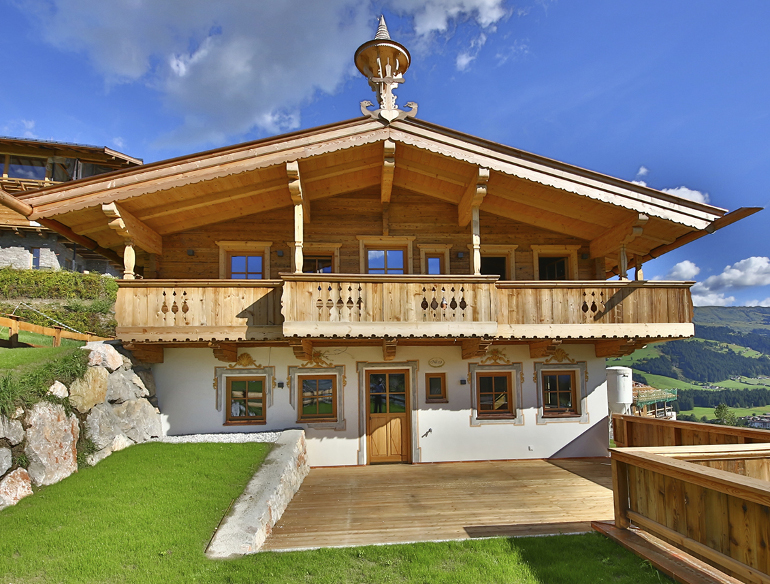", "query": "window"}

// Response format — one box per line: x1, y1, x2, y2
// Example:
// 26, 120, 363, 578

531, 245, 579, 280
425, 254, 444, 275
480, 256, 507, 279
542, 371, 578, 417
227, 253, 263, 279
31, 248, 41, 270
539, 256, 568, 280
476, 371, 513, 417
425, 373, 447, 403
217, 241, 272, 279
357, 236, 414, 274
8, 156, 46, 180
303, 255, 333, 273
226, 376, 266, 424
366, 248, 406, 274
297, 375, 337, 422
